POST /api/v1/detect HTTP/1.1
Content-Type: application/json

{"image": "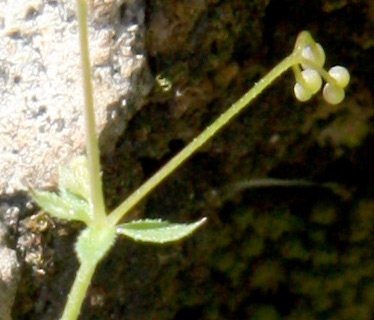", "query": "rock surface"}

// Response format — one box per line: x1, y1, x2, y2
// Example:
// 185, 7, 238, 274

0, 201, 21, 320
0, 0, 150, 318
0, 0, 151, 195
